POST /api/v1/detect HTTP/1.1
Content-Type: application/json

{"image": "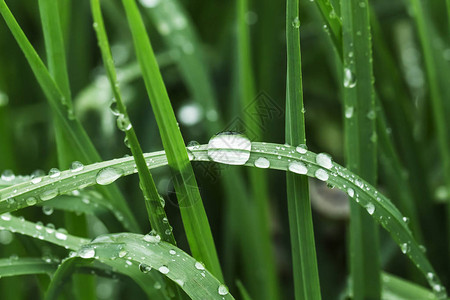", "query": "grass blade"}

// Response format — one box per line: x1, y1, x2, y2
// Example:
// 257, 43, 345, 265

120, 0, 223, 280
0, 258, 57, 278
341, 0, 380, 298
0, 0, 139, 233
285, 0, 321, 299
90, 0, 175, 244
